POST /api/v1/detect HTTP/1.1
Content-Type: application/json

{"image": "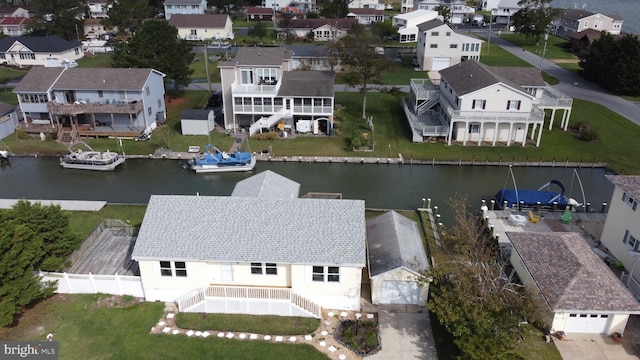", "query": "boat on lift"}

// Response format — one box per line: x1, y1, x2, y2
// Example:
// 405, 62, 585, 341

59, 141, 125, 171
188, 143, 256, 173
